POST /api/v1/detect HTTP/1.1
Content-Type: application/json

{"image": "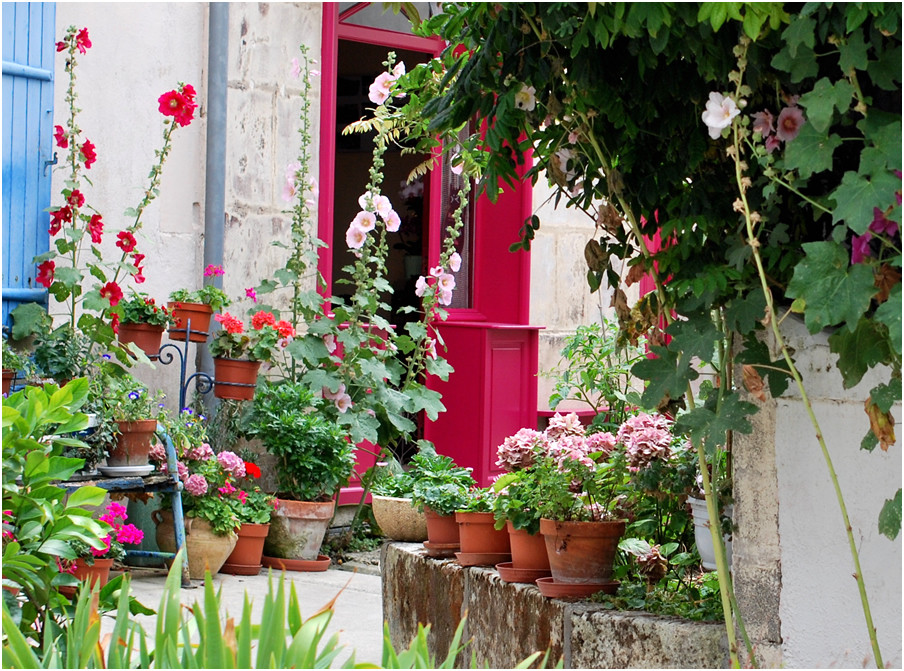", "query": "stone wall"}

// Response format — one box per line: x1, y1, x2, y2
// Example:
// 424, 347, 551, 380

382, 543, 728, 669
